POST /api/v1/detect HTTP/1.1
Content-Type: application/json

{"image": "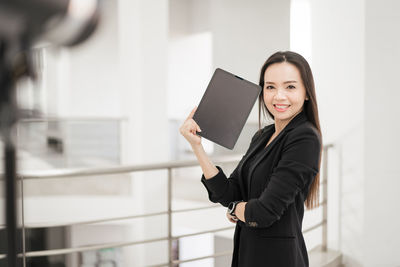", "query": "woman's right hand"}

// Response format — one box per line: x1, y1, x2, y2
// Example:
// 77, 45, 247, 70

179, 106, 202, 147
226, 212, 238, 224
